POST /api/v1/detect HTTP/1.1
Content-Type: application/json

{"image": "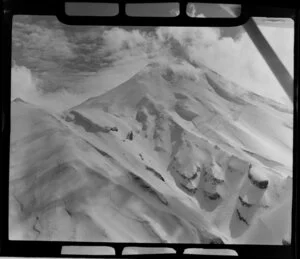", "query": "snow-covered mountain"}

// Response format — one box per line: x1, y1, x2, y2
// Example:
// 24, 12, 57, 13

9, 60, 293, 245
